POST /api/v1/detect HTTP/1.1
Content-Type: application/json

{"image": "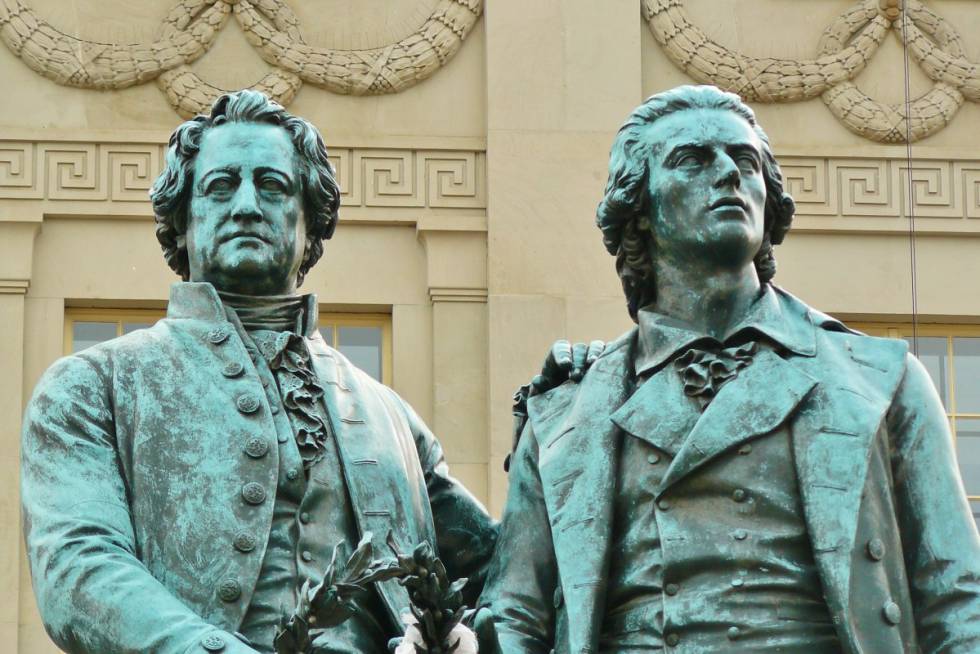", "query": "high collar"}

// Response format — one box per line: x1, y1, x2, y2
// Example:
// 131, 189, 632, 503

166, 282, 321, 338
635, 285, 816, 377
